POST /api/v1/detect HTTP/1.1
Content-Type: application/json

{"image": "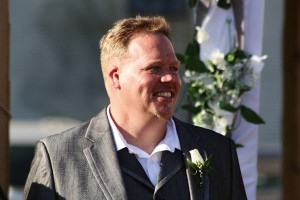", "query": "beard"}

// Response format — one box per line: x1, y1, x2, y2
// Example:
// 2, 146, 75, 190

151, 102, 175, 121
